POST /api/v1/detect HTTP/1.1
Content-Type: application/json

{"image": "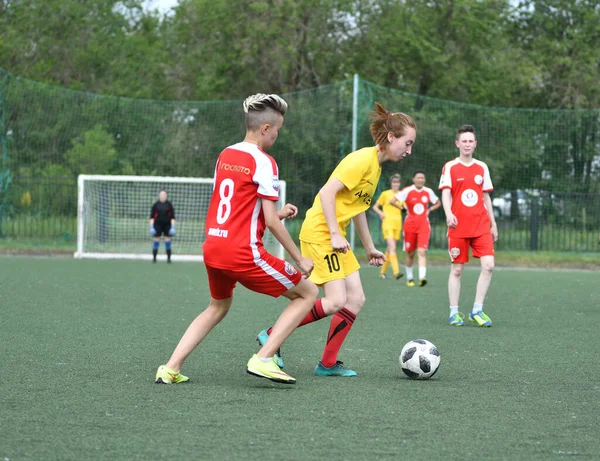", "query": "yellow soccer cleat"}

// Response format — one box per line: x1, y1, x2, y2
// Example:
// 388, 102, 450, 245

469, 311, 492, 327
419, 278, 428, 287
155, 365, 190, 384
406, 279, 415, 287
246, 354, 296, 384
